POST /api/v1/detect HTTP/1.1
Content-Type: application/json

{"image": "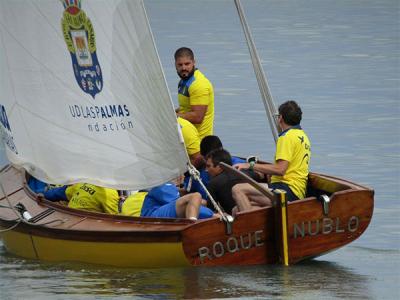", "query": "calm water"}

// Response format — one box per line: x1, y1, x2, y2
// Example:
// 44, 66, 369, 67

0, 0, 399, 299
